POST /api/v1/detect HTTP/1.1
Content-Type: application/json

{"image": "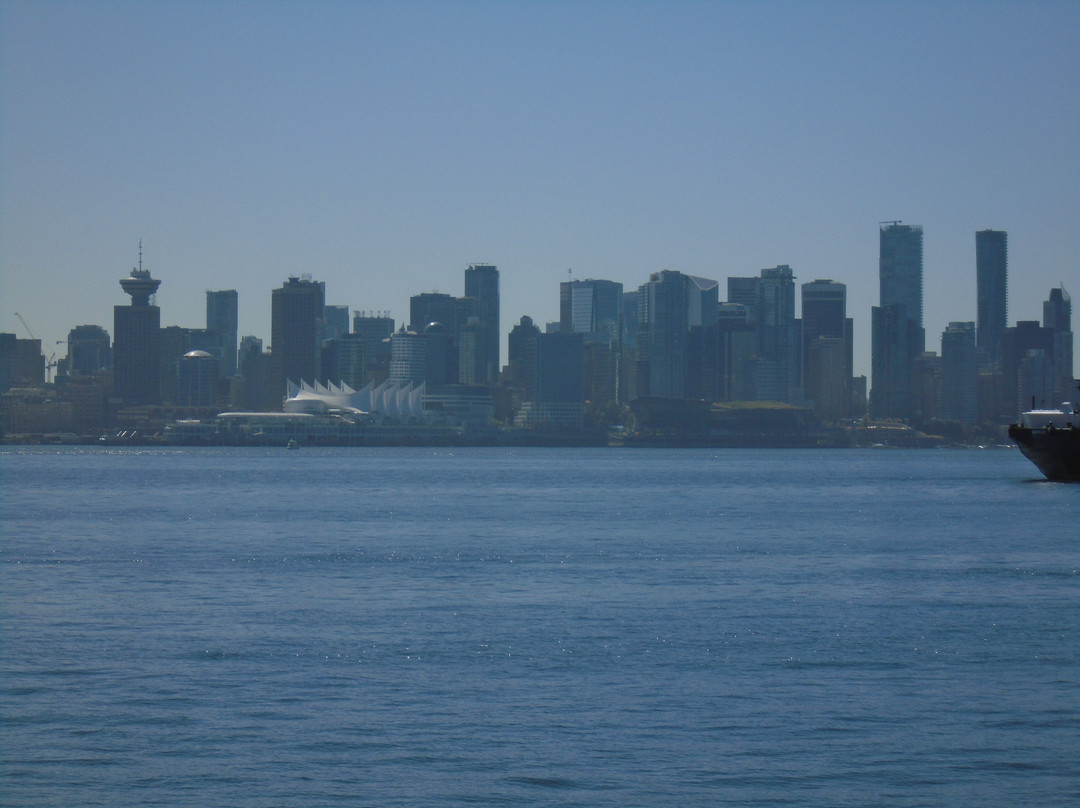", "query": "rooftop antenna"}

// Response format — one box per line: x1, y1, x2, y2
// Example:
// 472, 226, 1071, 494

568, 267, 573, 281
120, 240, 160, 304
